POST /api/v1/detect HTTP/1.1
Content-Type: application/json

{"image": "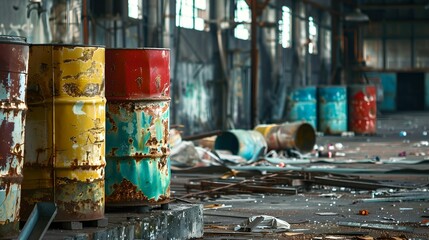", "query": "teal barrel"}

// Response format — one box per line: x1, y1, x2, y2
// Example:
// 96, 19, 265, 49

105, 48, 171, 206
318, 86, 347, 134
0, 36, 29, 238
367, 72, 396, 111
214, 130, 267, 160
287, 86, 317, 129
